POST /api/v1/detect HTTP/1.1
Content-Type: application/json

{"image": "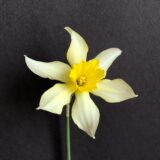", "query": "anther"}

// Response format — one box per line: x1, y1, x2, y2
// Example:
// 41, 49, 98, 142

76, 76, 87, 86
